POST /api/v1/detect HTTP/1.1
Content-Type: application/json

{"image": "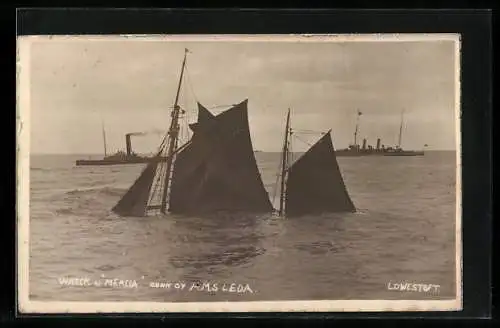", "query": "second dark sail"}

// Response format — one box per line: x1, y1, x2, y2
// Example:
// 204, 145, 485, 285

285, 130, 356, 216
